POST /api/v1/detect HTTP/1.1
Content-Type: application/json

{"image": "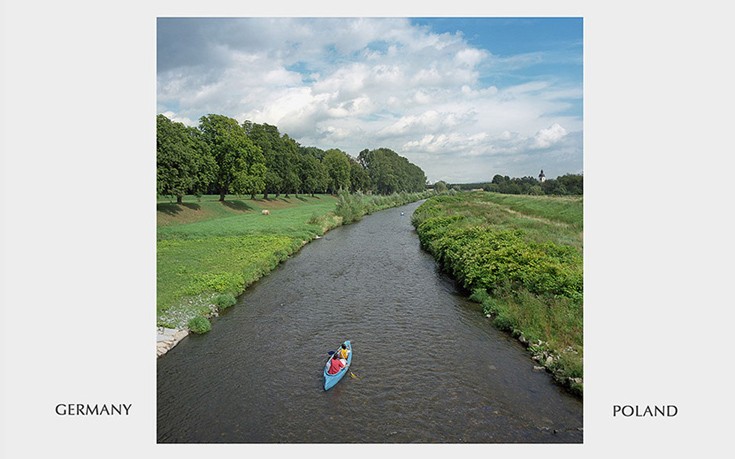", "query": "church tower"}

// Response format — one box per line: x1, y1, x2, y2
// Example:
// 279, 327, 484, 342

538, 170, 546, 183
